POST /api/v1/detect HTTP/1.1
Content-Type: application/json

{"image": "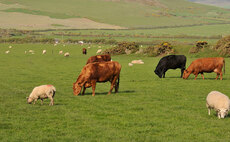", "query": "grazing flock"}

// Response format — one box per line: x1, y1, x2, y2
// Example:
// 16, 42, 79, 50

17, 44, 228, 119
